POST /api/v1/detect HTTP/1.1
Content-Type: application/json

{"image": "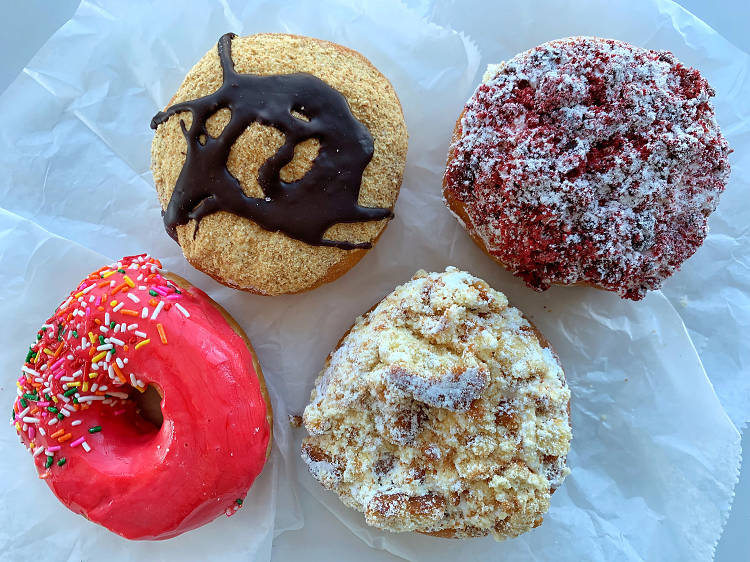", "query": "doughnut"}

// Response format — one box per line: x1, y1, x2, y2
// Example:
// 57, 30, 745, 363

302, 268, 571, 539
443, 37, 731, 300
11, 255, 272, 540
151, 33, 408, 295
